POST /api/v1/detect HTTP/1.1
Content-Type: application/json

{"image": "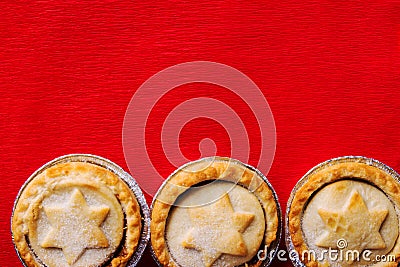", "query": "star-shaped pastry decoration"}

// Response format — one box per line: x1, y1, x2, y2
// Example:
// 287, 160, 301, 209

316, 190, 388, 251
181, 194, 255, 267
41, 189, 110, 265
